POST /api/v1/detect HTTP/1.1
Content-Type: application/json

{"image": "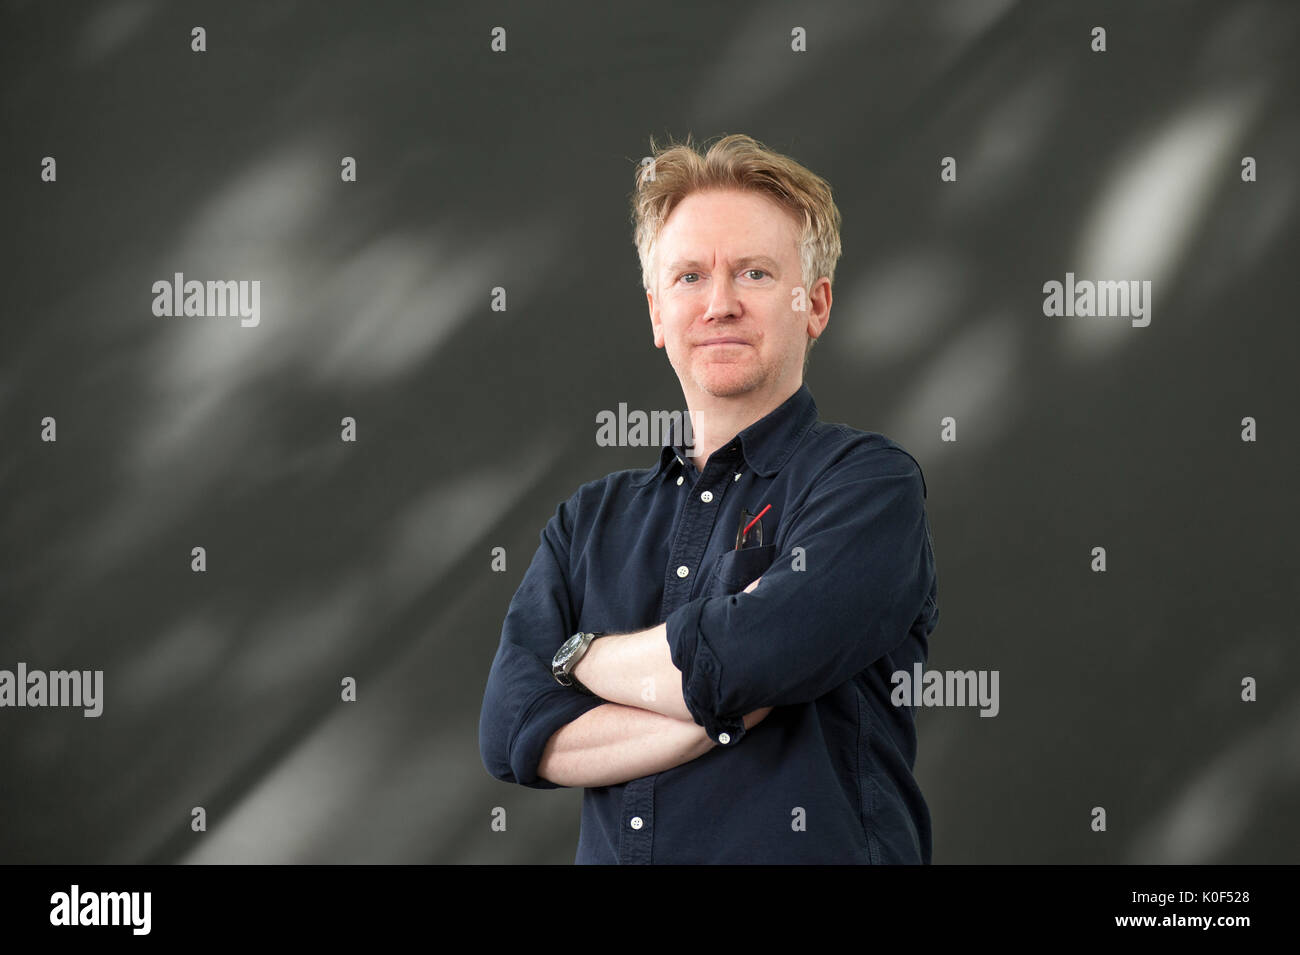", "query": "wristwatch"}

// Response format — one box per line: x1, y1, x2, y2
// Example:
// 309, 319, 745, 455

552, 631, 605, 694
